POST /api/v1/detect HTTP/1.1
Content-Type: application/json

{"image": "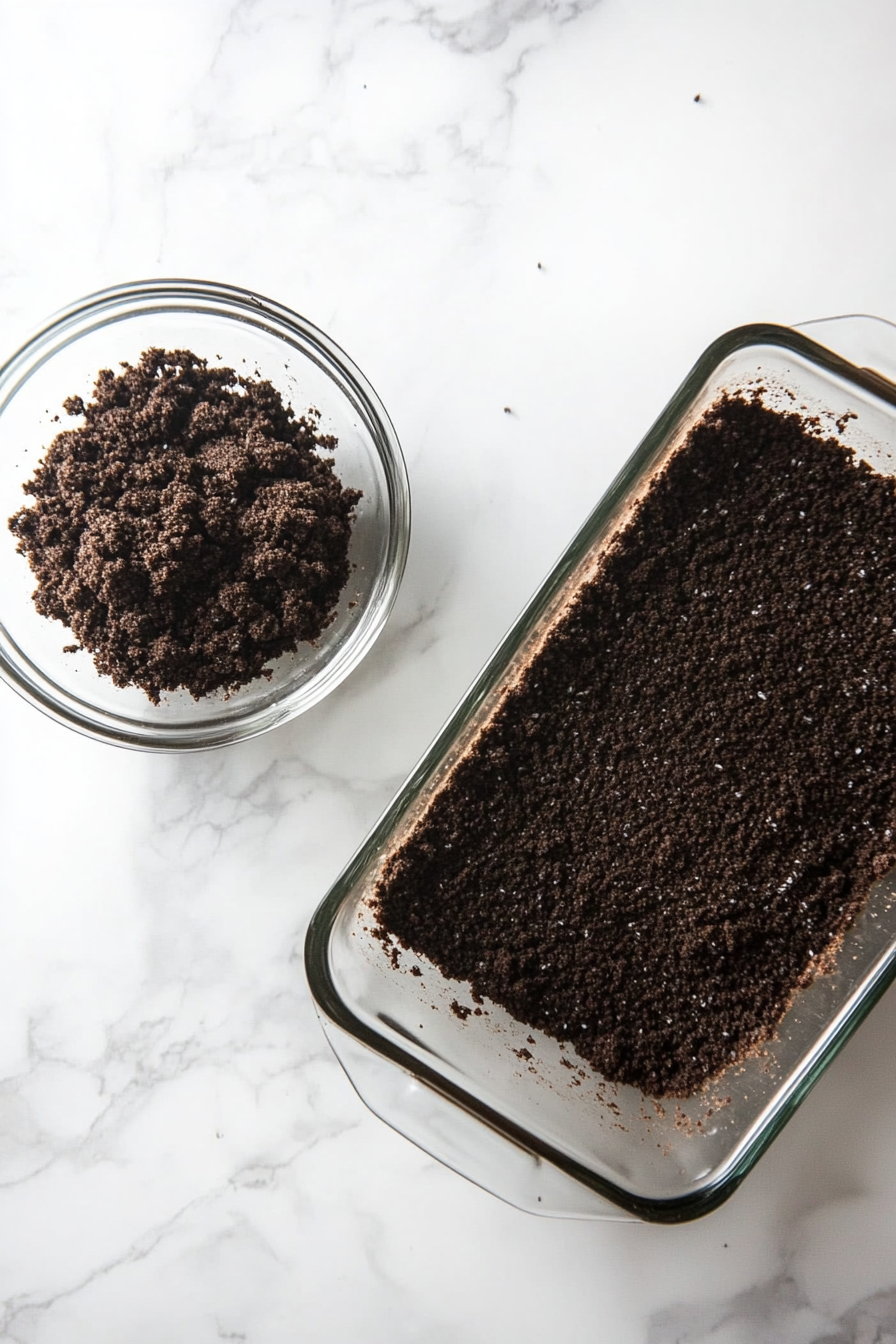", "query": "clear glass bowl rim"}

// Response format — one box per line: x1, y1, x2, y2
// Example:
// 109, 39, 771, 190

0, 278, 411, 751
